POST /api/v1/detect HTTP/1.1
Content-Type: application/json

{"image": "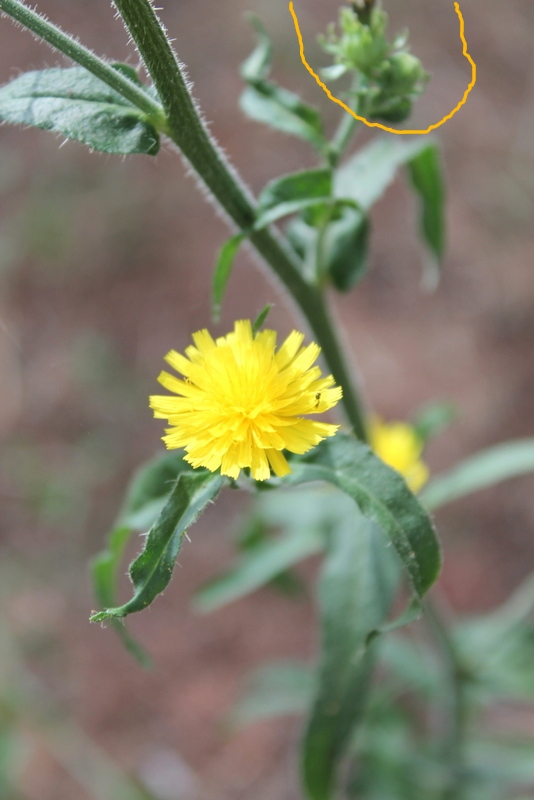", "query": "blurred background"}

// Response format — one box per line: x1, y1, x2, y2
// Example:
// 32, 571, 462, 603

1, 0, 534, 797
